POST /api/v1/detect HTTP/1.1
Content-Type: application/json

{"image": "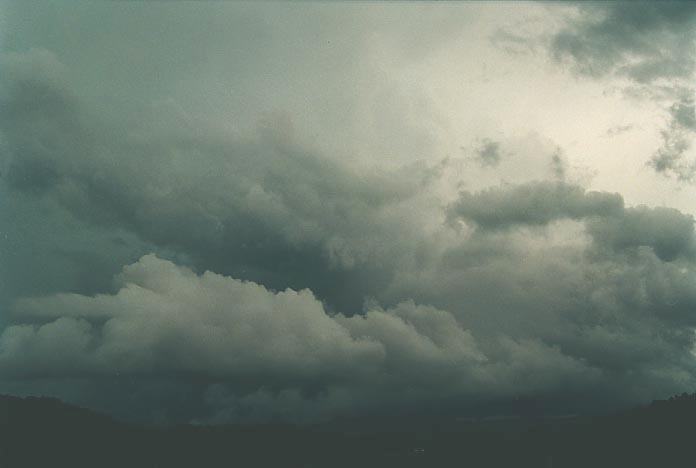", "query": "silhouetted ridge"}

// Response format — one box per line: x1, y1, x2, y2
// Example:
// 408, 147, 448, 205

2, 393, 696, 467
